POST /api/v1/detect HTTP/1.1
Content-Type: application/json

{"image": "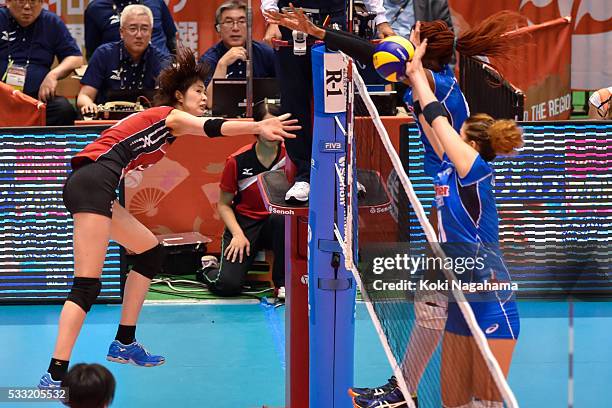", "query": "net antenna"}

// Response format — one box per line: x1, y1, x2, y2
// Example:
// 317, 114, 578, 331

343, 56, 356, 269
347, 0, 354, 33
337, 52, 520, 408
